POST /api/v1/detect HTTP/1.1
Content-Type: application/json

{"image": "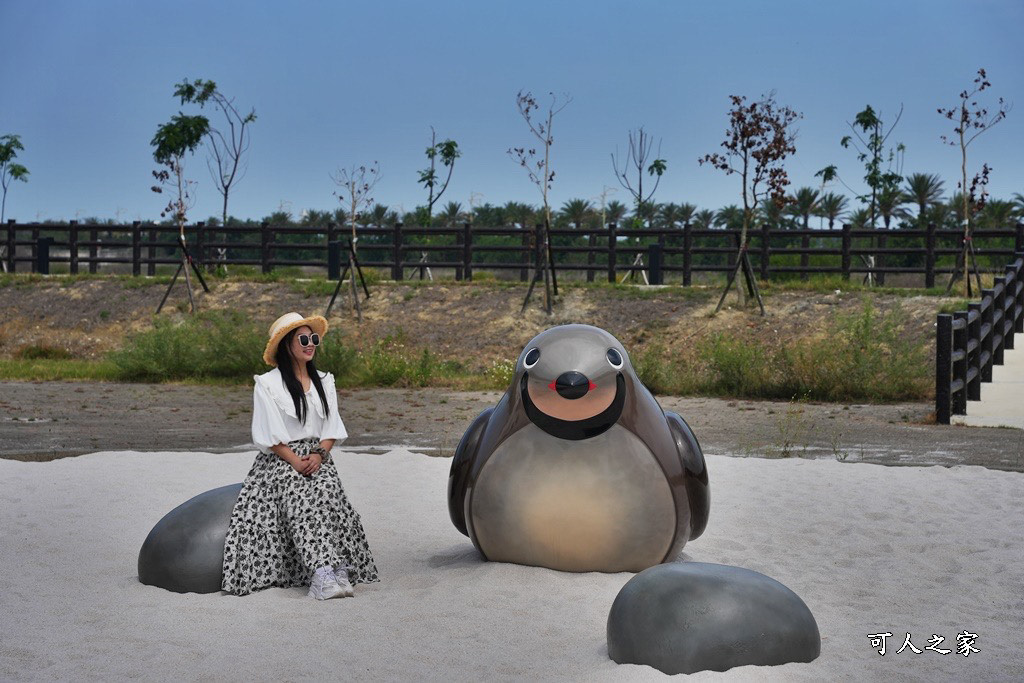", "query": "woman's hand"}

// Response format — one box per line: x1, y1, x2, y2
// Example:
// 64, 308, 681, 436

293, 452, 323, 476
